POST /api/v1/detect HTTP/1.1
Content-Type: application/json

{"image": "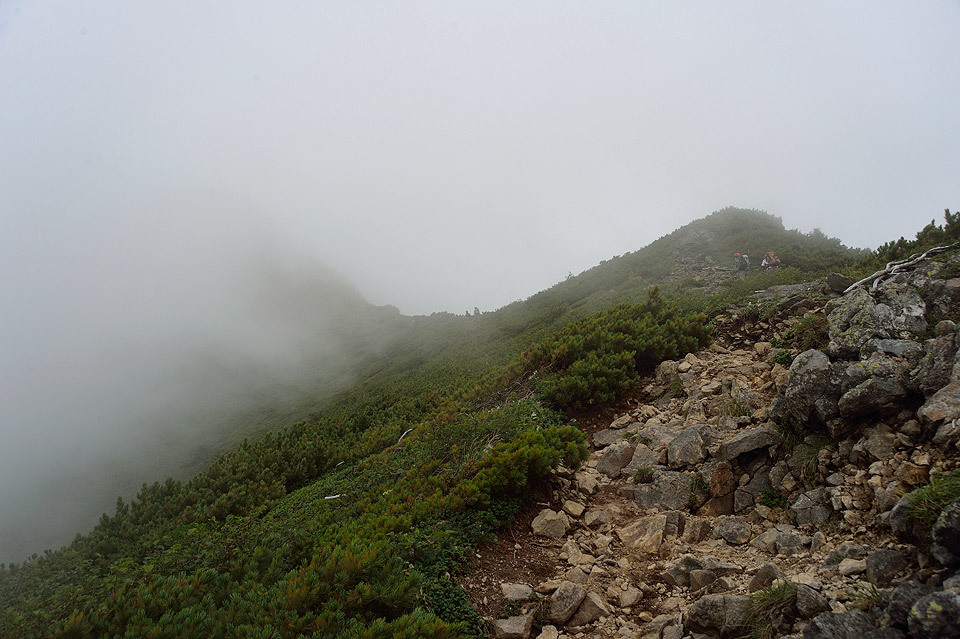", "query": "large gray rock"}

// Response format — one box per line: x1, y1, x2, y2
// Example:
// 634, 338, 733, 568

865, 549, 908, 585
596, 440, 635, 478
802, 610, 878, 638
863, 338, 925, 364
493, 612, 535, 639
933, 419, 960, 447
931, 498, 960, 566
908, 590, 960, 638
625, 470, 692, 511
549, 581, 586, 625
567, 591, 610, 627
776, 350, 843, 428
620, 444, 659, 477
881, 284, 927, 338
827, 272, 856, 293
795, 584, 830, 619
843, 353, 912, 391
684, 594, 751, 638
501, 583, 535, 601
918, 382, 960, 425
827, 290, 897, 359
663, 555, 703, 587
889, 496, 922, 542
591, 428, 625, 448
748, 562, 785, 591
667, 425, 714, 468
716, 426, 782, 461
922, 277, 960, 317
616, 511, 684, 553
531, 509, 570, 539
887, 580, 935, 628
838, 377, 909, 420
714, 516, 752, 545
791, 488, 833, 527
